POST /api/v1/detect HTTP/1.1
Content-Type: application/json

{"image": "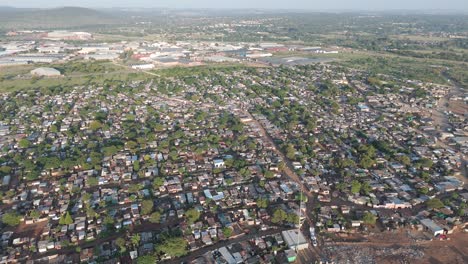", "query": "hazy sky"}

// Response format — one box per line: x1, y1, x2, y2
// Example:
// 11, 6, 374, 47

1, 0, 468, 11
